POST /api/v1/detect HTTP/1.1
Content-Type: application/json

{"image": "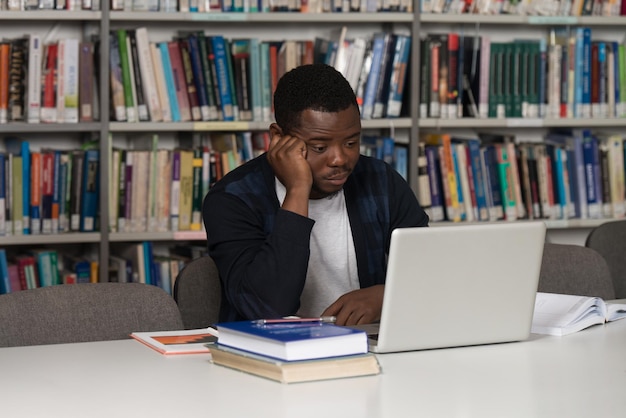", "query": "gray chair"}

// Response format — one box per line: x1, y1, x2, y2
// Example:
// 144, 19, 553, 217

0, 282, 184, 348
538, 243, 615, 300
585, 220, 626, 299
173, 255, 221, 329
